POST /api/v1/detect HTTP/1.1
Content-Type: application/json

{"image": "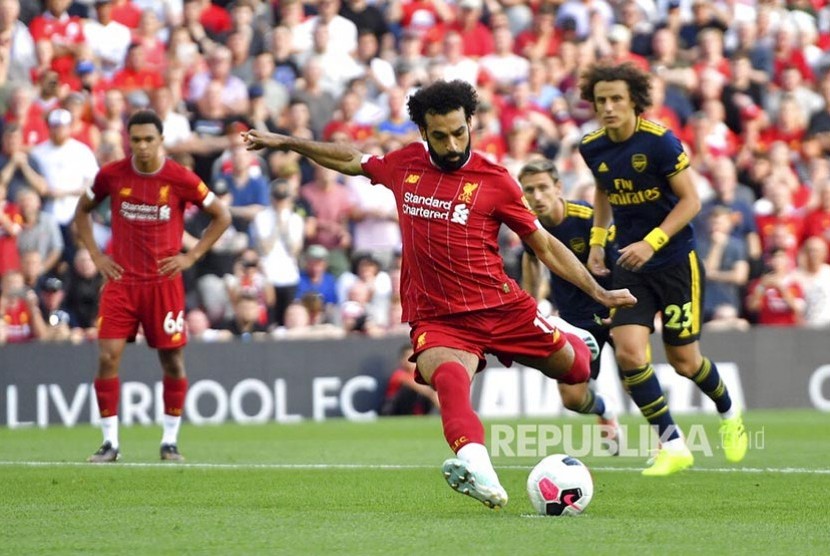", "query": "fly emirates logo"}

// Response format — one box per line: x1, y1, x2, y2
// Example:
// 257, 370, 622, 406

402, 192, 470, 225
